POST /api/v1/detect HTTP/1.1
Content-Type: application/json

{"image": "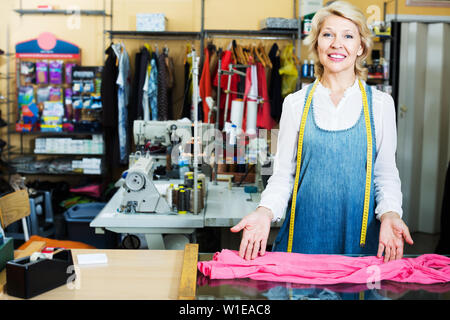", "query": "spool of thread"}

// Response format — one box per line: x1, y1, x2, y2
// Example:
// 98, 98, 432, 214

230, 99, 244, 129
172, 187, 179, 210
166, 184, 174, 209
186, 176, 194, 188
246, 100, 258, 136
185, 188, 191, 212
190, 185, 204, 214
178, 189, 187, 214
